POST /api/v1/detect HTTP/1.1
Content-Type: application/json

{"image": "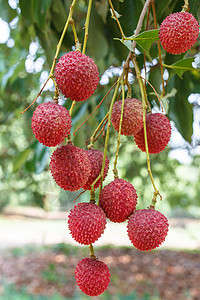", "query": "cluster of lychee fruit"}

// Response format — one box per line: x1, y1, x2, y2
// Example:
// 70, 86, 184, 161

30, 51, 170, 296
29, 9, 199, 297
